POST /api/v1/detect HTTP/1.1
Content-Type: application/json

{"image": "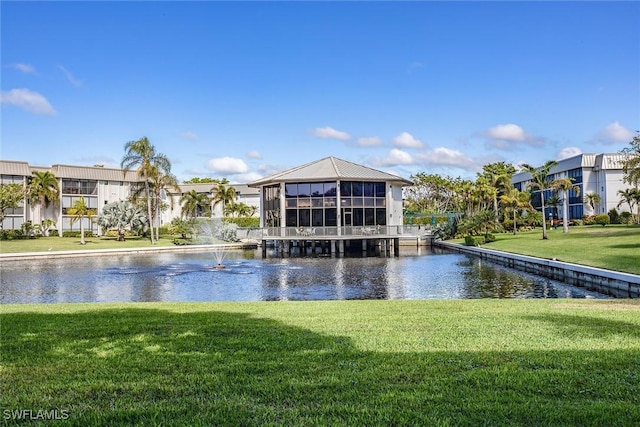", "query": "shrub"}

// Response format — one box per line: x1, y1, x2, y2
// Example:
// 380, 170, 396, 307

572, 219, 583, 226
583, 215, 596, 225
432, 221, 457, 241
49, 229, 59, 237
619, 211, 634, 225
157, 226, 170, 237
224, 217, 260, 228
464, 235, 480, 246
484, 233, 496, 243
103, 229, 137, 238
607, 208, 620, 225
62, 231, 95, 238
595, 214, 610, 227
